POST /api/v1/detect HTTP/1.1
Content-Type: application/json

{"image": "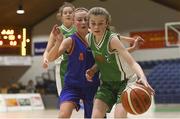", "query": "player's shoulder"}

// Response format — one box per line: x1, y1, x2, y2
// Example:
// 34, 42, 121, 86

64, 36, 73, 43
109, 31, 119, 41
